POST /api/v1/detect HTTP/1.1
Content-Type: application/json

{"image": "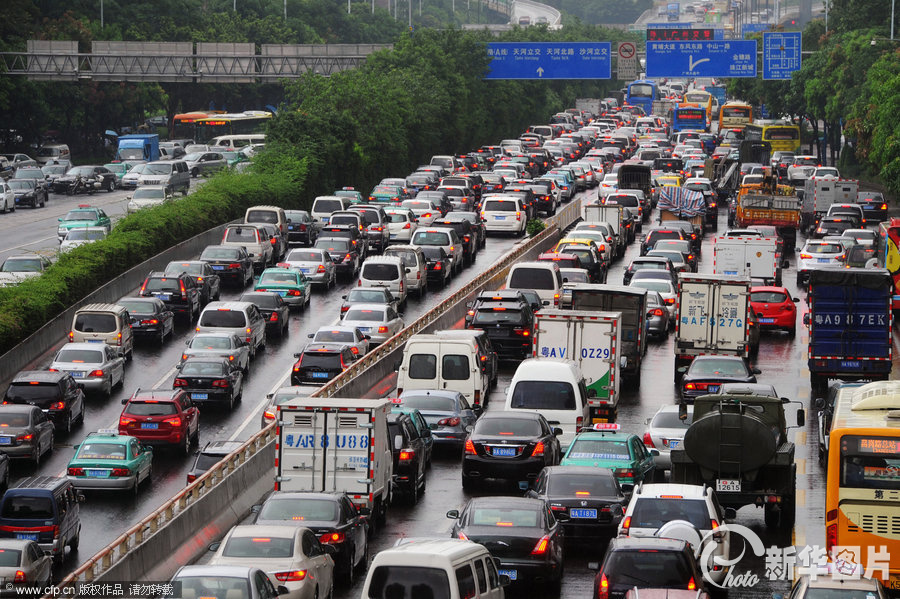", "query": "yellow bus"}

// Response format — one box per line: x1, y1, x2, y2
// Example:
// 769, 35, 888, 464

718, 102, 753, 129
682, 90, 713, 122
824, 380, 900, 590
744, 121, 801, 153
194, 111, 273, 144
